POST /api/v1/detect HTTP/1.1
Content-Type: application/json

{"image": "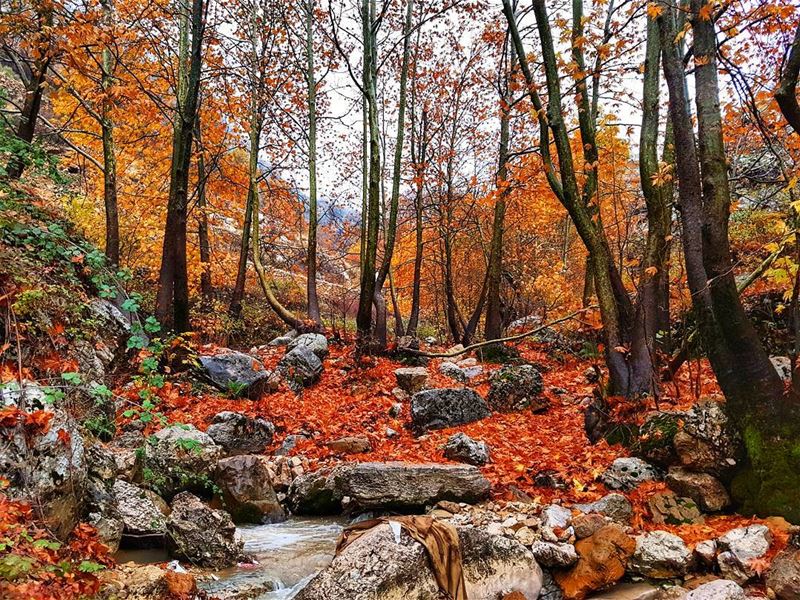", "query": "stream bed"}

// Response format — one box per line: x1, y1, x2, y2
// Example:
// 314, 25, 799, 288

198, 518, 344, 599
